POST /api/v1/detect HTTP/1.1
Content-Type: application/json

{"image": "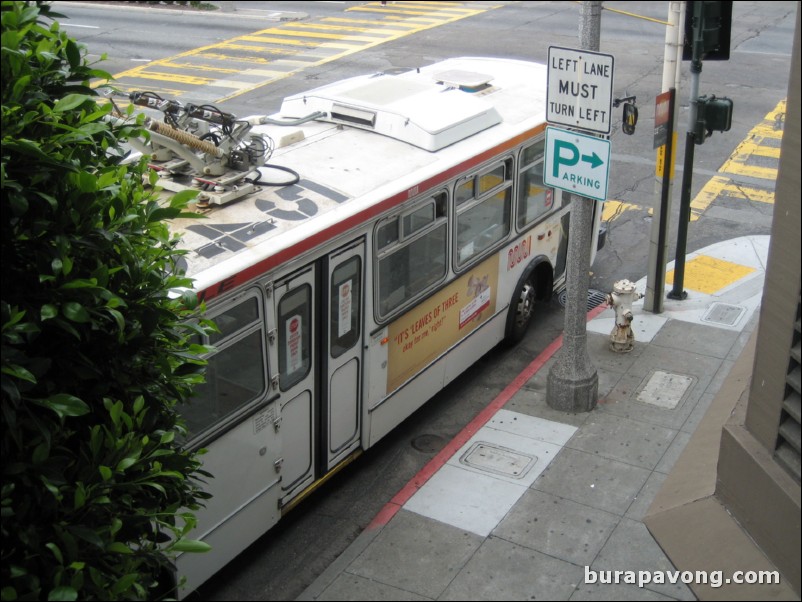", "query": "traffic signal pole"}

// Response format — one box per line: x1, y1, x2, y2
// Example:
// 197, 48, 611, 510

668, 1, 705, 300
644, 1, 685, 313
